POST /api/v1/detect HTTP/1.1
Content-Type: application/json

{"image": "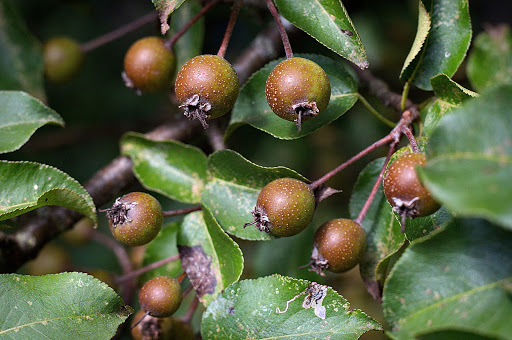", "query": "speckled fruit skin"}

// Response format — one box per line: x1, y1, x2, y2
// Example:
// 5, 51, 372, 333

265, 57, 330, 122
314, 219, 366, 273
108, 192, 163, 247
123, 36, 176, 93
130, 309, 173, 340
43, 37, 84, 83
175, 54, 239, 119
383, 153, 440, 217
139, 276, 182, 317
257, 177, 315, 237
